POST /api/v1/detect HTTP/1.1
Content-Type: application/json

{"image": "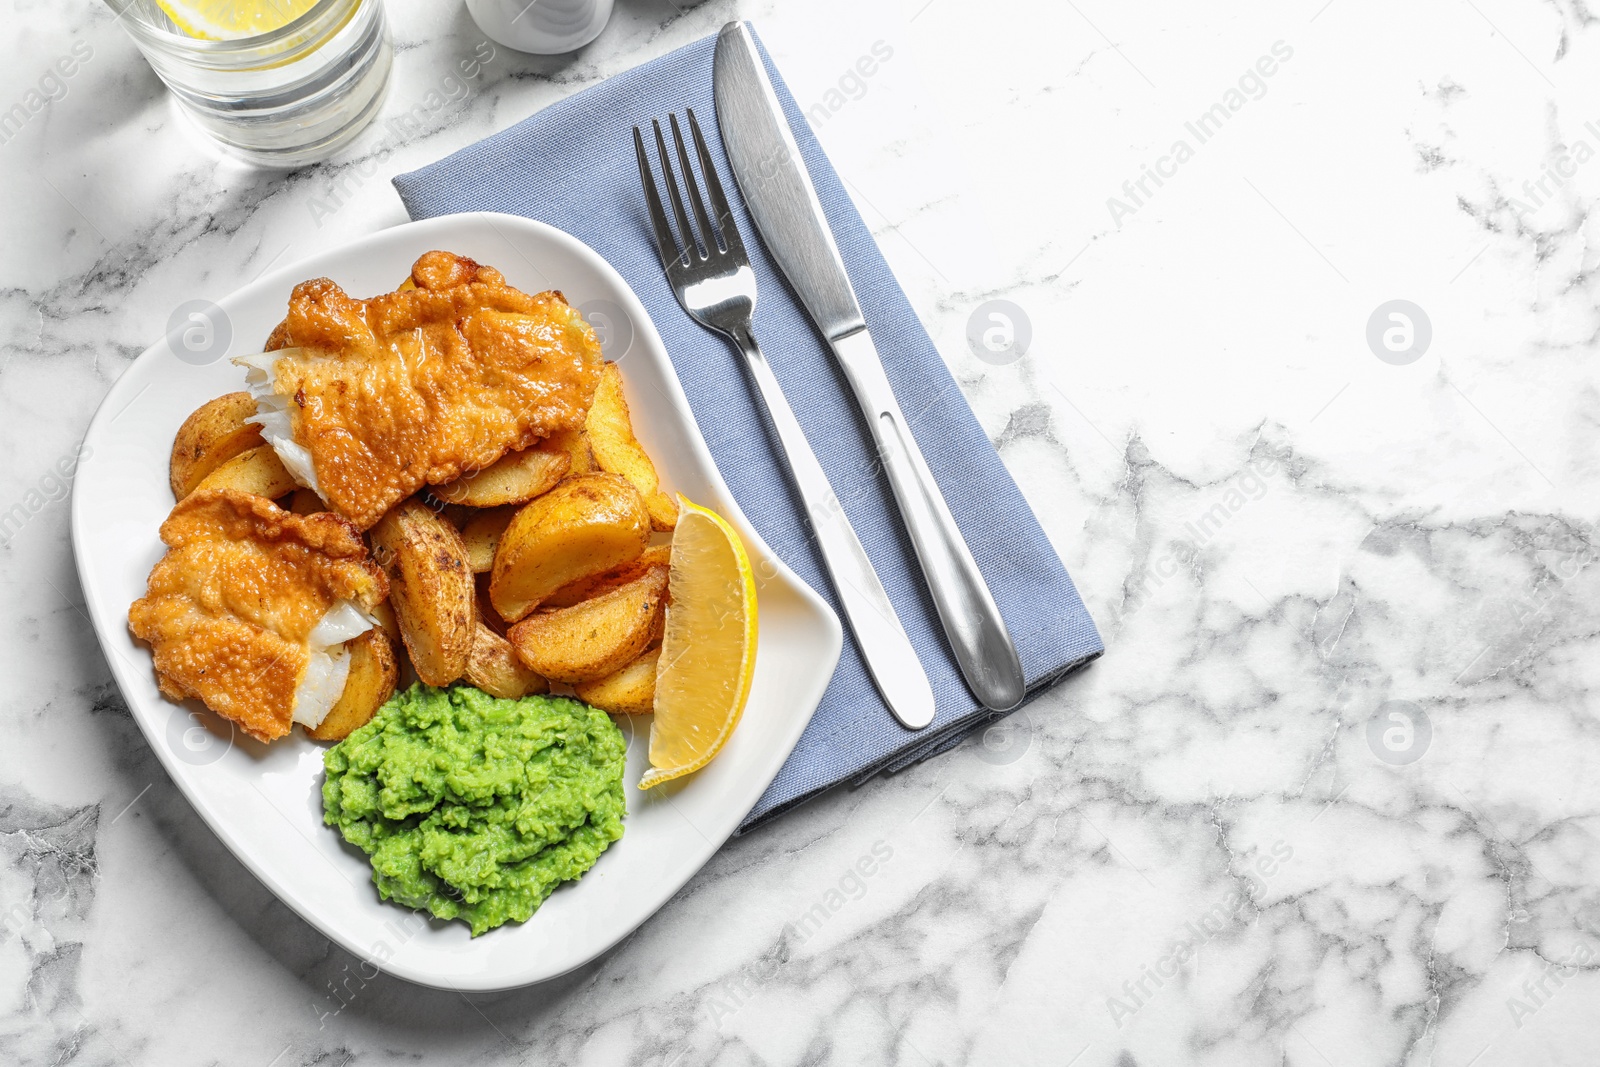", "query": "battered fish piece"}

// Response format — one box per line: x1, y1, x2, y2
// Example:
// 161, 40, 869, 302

128, 490, 389, 743
240, 251, 606, 530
